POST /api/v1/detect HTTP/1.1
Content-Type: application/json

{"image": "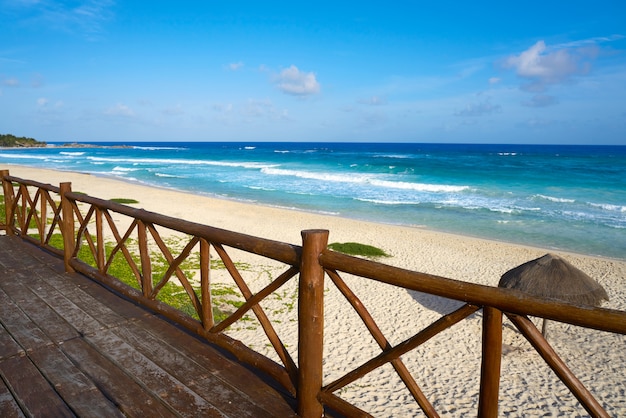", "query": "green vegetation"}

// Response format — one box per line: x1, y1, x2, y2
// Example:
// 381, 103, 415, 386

110, 198, 139, 204
0, 134, 46, 148
45, 233, 250, 323
328, 242, 390, 258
